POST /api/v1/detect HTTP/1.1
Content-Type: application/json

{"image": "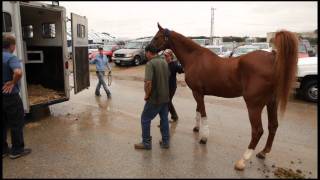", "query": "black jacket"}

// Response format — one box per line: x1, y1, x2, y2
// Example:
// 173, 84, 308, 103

168, 60, 184, 91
